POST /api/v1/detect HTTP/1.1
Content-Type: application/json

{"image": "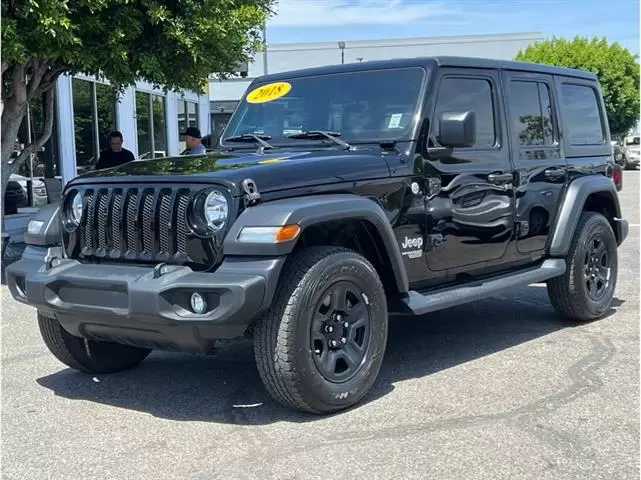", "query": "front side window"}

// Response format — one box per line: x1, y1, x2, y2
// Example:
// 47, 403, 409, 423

509, 80, 555, 147
430, 77, 497, 149
560, 84, 605, 146
222, 67, 425, 145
